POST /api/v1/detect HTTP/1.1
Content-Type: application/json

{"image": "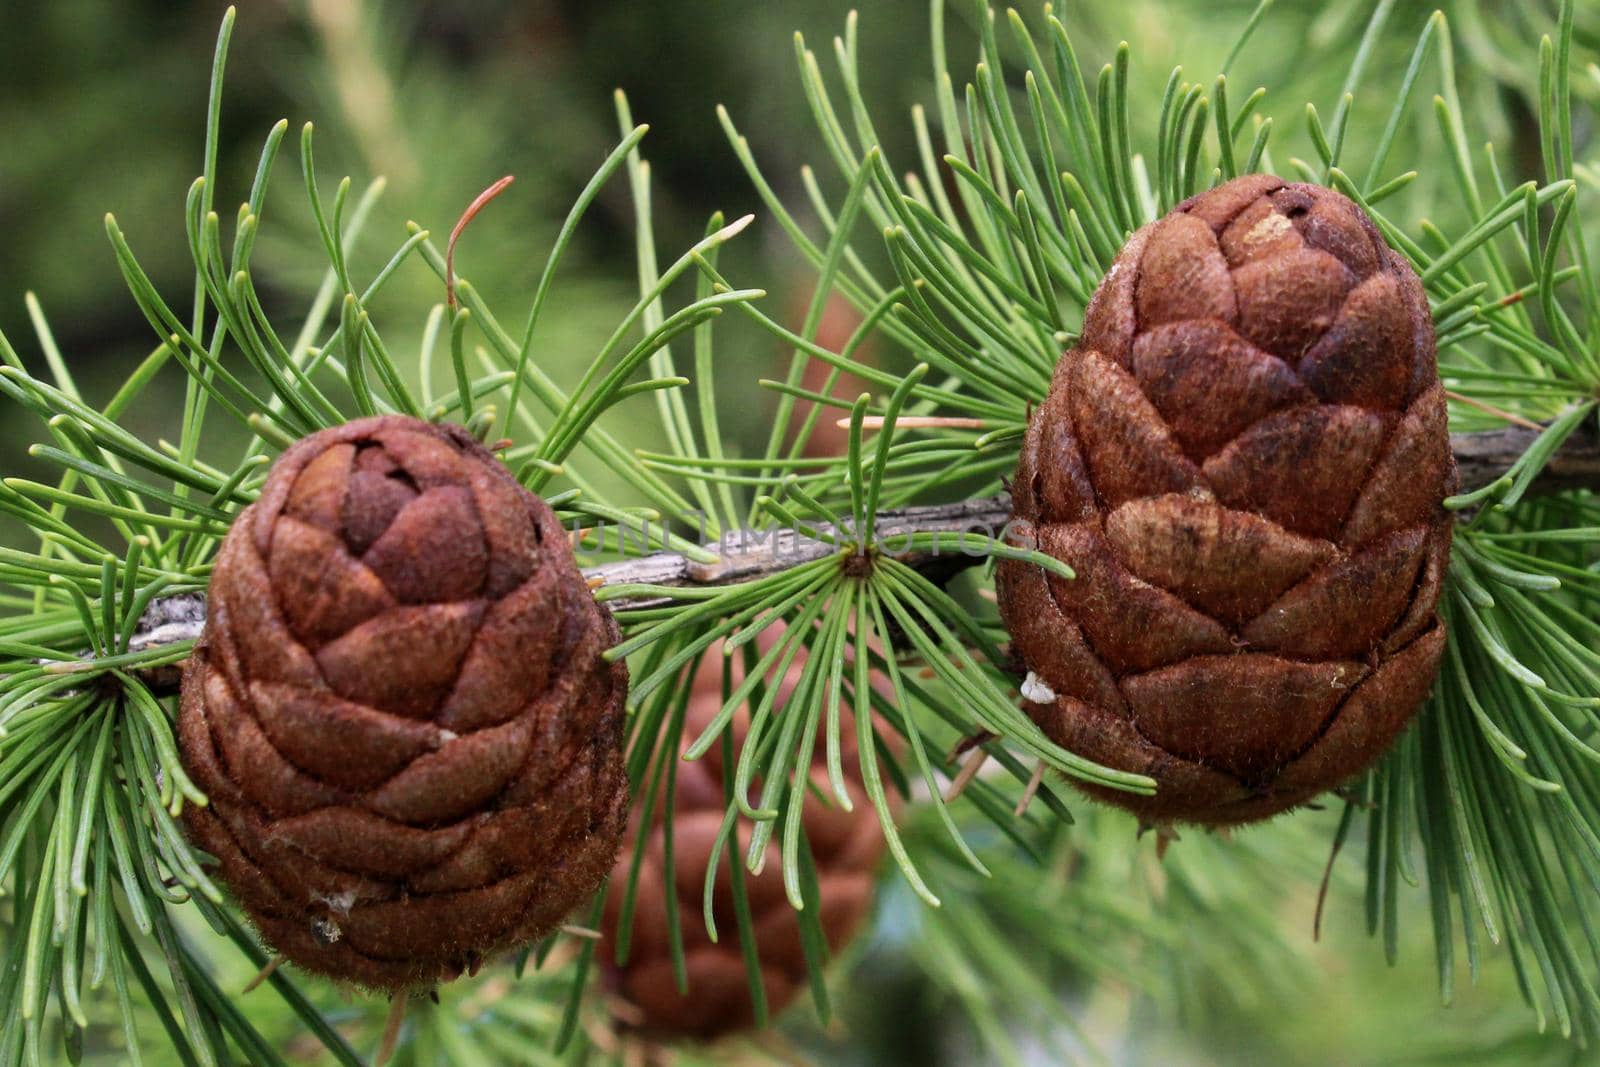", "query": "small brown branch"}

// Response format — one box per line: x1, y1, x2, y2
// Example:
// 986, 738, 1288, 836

836, 415, 992, 430
584, 493, 1016, 607
241, 953, 285, 994
1015, 759, 1048, 817
1443, 391, 1544, 432
373, 992, 411, 1067
81, 422, 1600, 691
1450, 422, 1600, 496
1314, 828, 1347, 942
446, 176, 514, 309
945, 748, 989, 802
